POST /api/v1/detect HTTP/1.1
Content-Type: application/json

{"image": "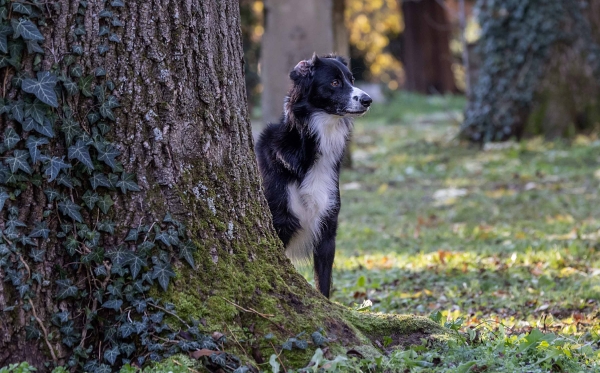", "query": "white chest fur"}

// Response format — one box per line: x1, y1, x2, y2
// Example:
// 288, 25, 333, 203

285, 113, 352, 260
